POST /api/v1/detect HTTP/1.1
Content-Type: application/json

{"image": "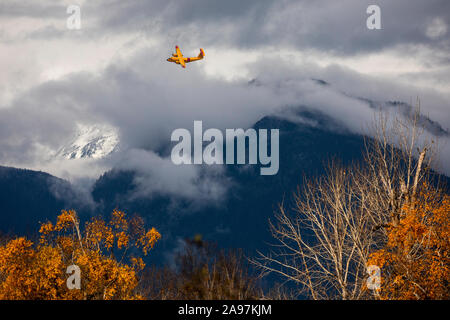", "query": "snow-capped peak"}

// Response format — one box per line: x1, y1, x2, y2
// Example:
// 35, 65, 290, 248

55, 124, 119, 160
